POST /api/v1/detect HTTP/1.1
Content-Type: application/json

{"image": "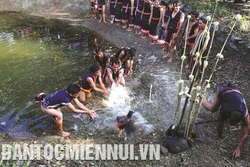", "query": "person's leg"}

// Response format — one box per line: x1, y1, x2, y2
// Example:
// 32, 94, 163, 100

216, 114, 225, 142
78, 90, 86, 102
105, 75, 112, 86
167, 36, 177, 63
102, 5, 107, 23
99, 5, 103, 22
119, 76, 125, 86
41, 107, 70, 137
162, 31, 172, 58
